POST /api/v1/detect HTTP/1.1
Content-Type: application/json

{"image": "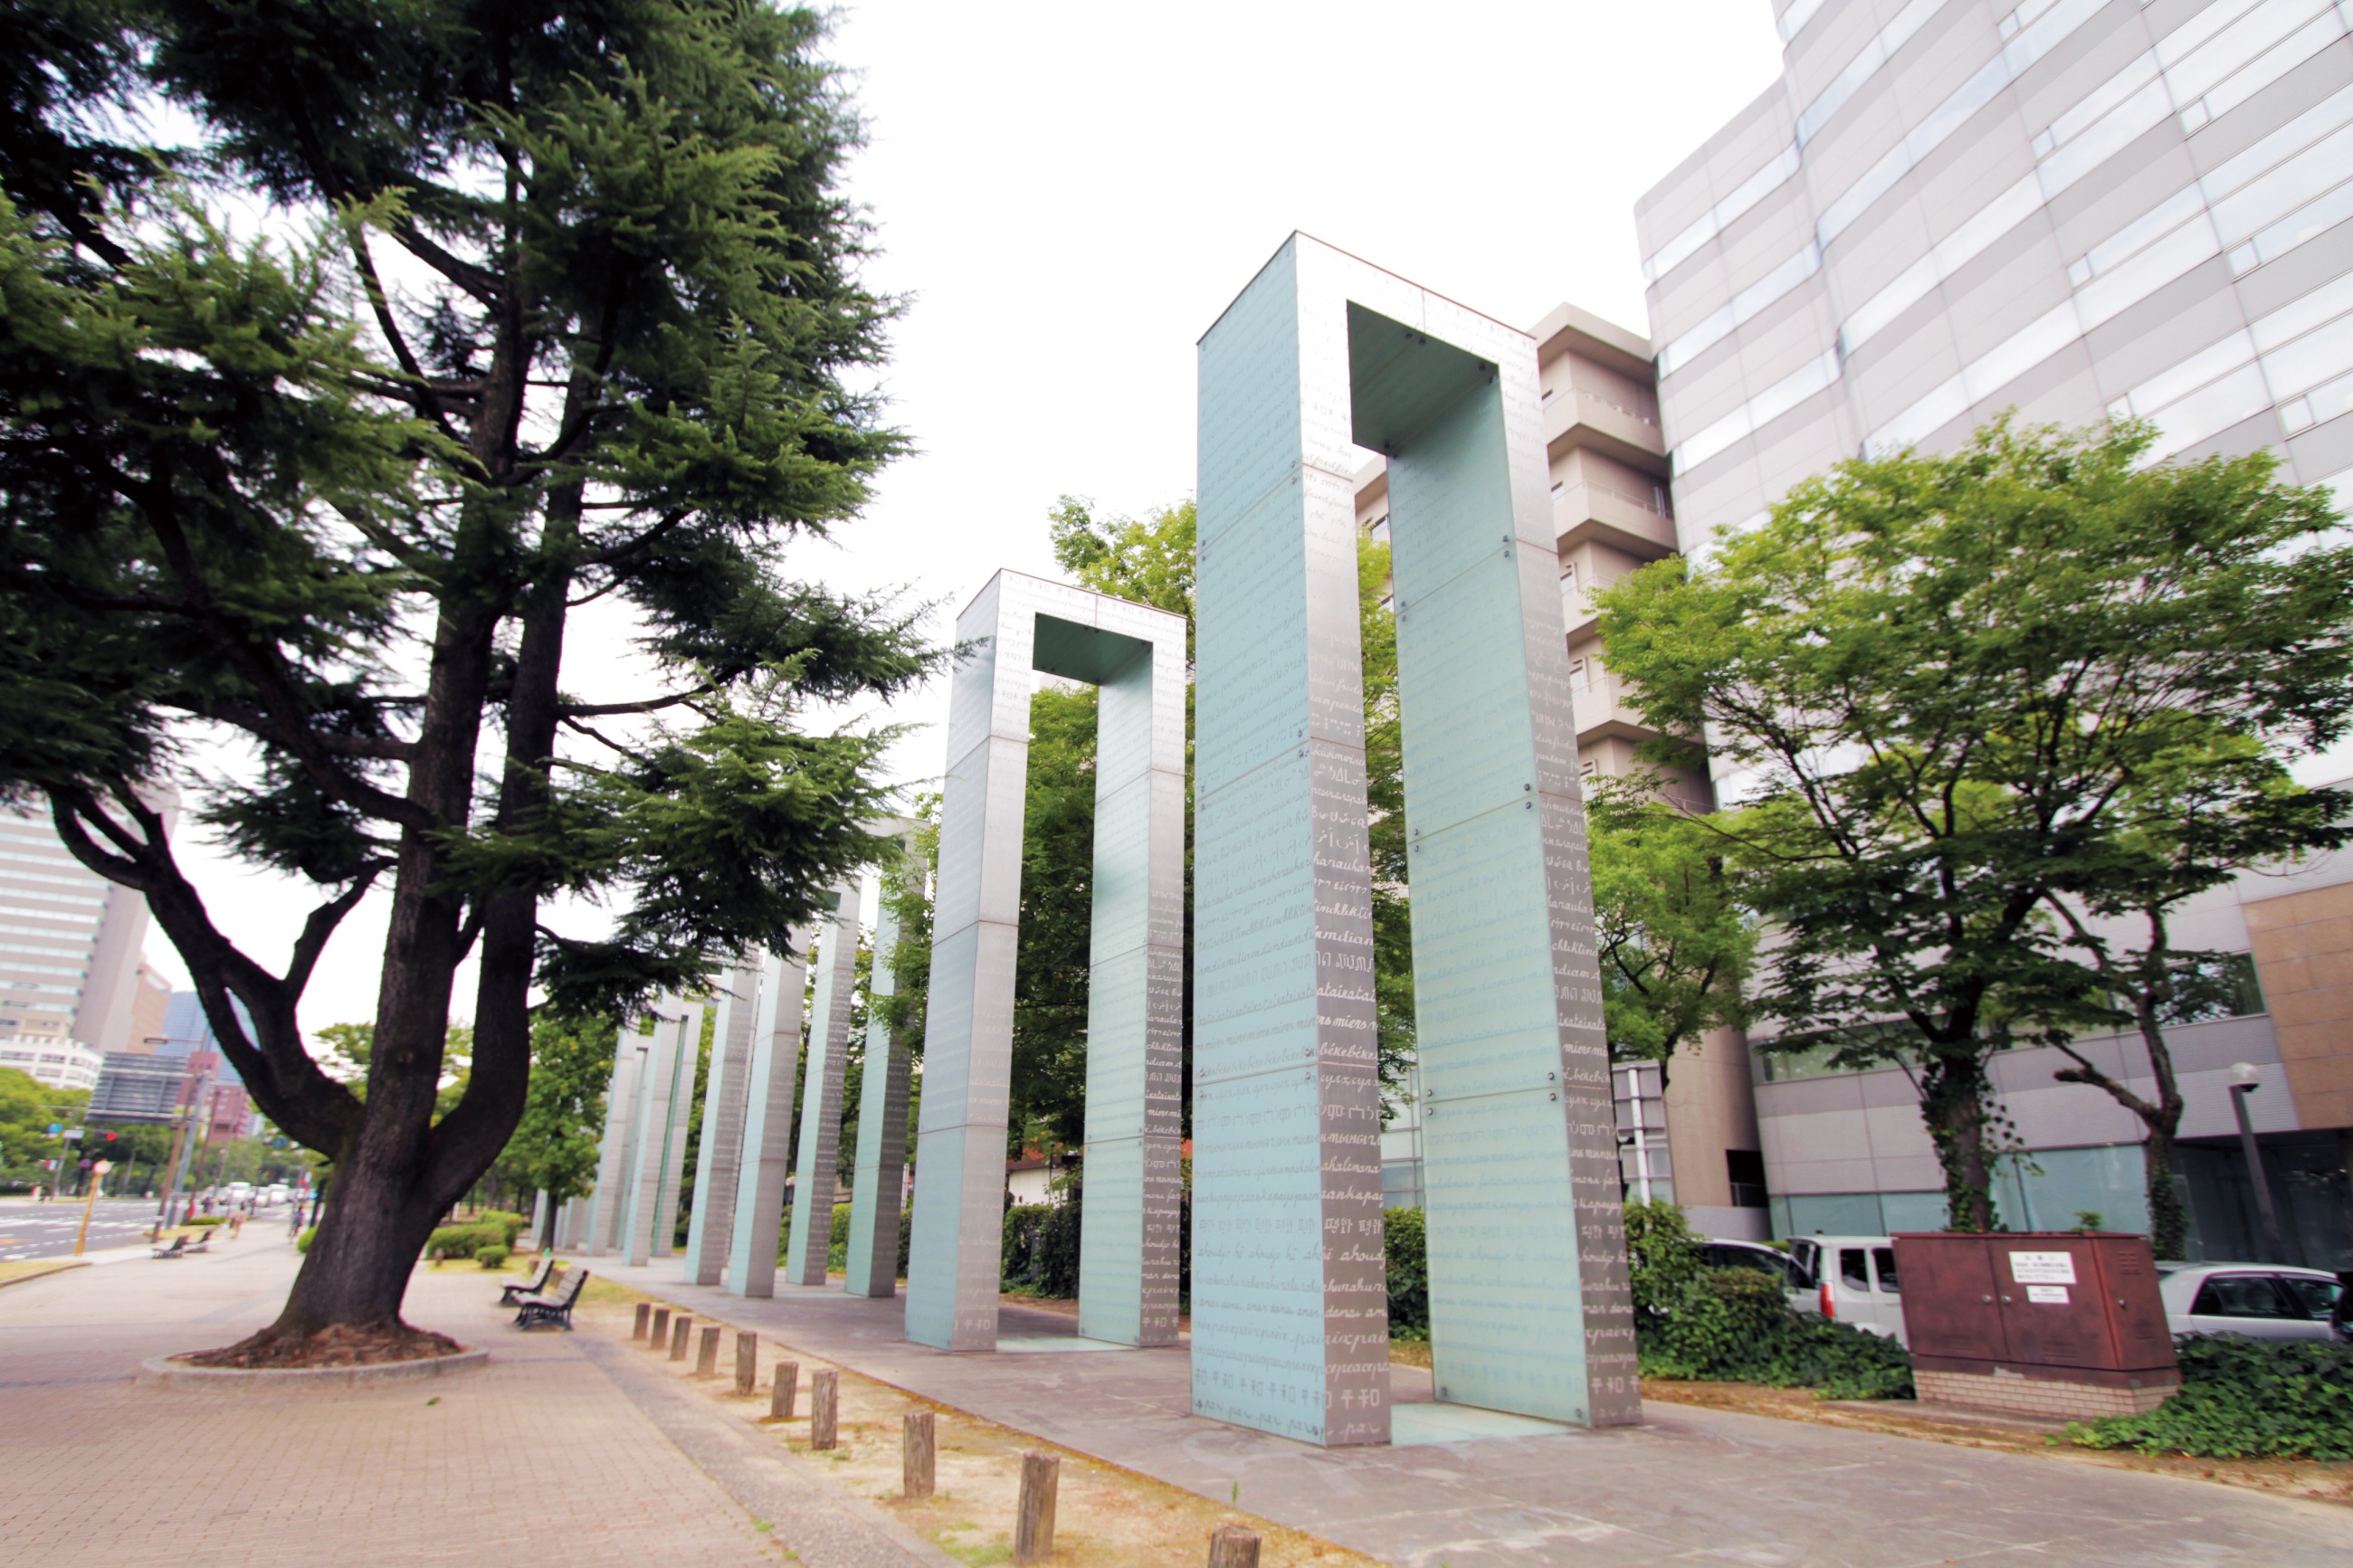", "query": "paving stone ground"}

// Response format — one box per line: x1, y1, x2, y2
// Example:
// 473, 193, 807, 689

0, 1236, 935, 1567
595, 1258, 2353, 1568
